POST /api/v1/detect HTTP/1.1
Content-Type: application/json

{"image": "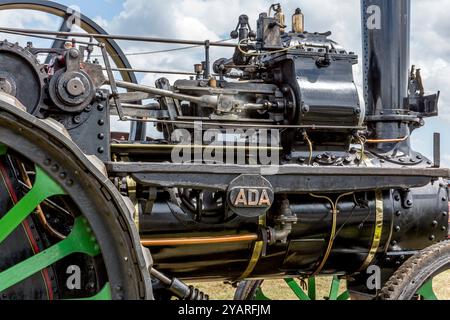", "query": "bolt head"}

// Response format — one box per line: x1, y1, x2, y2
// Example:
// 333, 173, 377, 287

69, 49, 79, 58
66, 77, 85, 96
